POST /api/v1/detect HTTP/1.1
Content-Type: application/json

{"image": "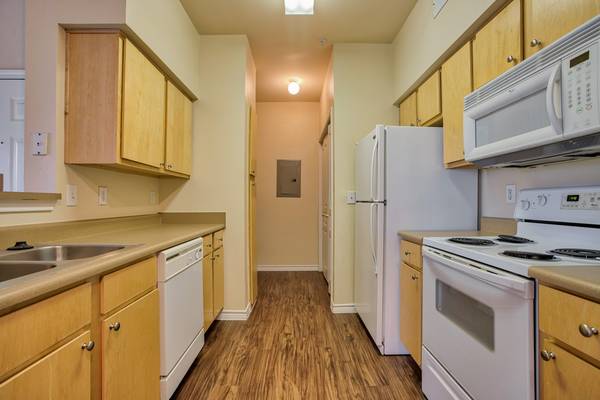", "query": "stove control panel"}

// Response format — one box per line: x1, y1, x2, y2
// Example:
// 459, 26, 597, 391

515, 186, 600, 224
560, 191, 600, 210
